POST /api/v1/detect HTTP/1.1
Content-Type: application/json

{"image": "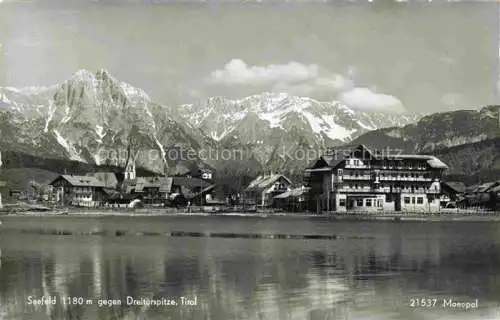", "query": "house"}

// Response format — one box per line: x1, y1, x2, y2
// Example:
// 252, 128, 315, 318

440, 181, 466, 207
121, 177, 174, 203
171, 176, 216, 205
49, 175, 107, 207
244, 173, 292, 207
304, 145, 448, 213
120, 175, 216, 206
461, 181, 500, 209
274, 186, 310, 212
441, 181, 466, 199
